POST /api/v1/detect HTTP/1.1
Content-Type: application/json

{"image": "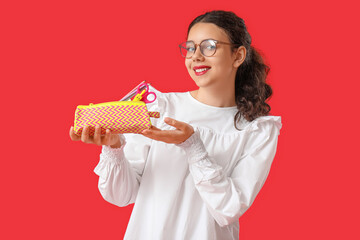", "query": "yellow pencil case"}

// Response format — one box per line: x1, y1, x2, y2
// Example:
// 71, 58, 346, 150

73, 100, 160, 136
